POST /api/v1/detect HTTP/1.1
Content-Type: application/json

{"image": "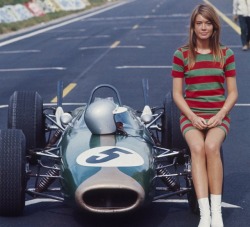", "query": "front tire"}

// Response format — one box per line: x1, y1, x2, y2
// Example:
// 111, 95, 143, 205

0, 129, 26, 216
8, 91, 45, 161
